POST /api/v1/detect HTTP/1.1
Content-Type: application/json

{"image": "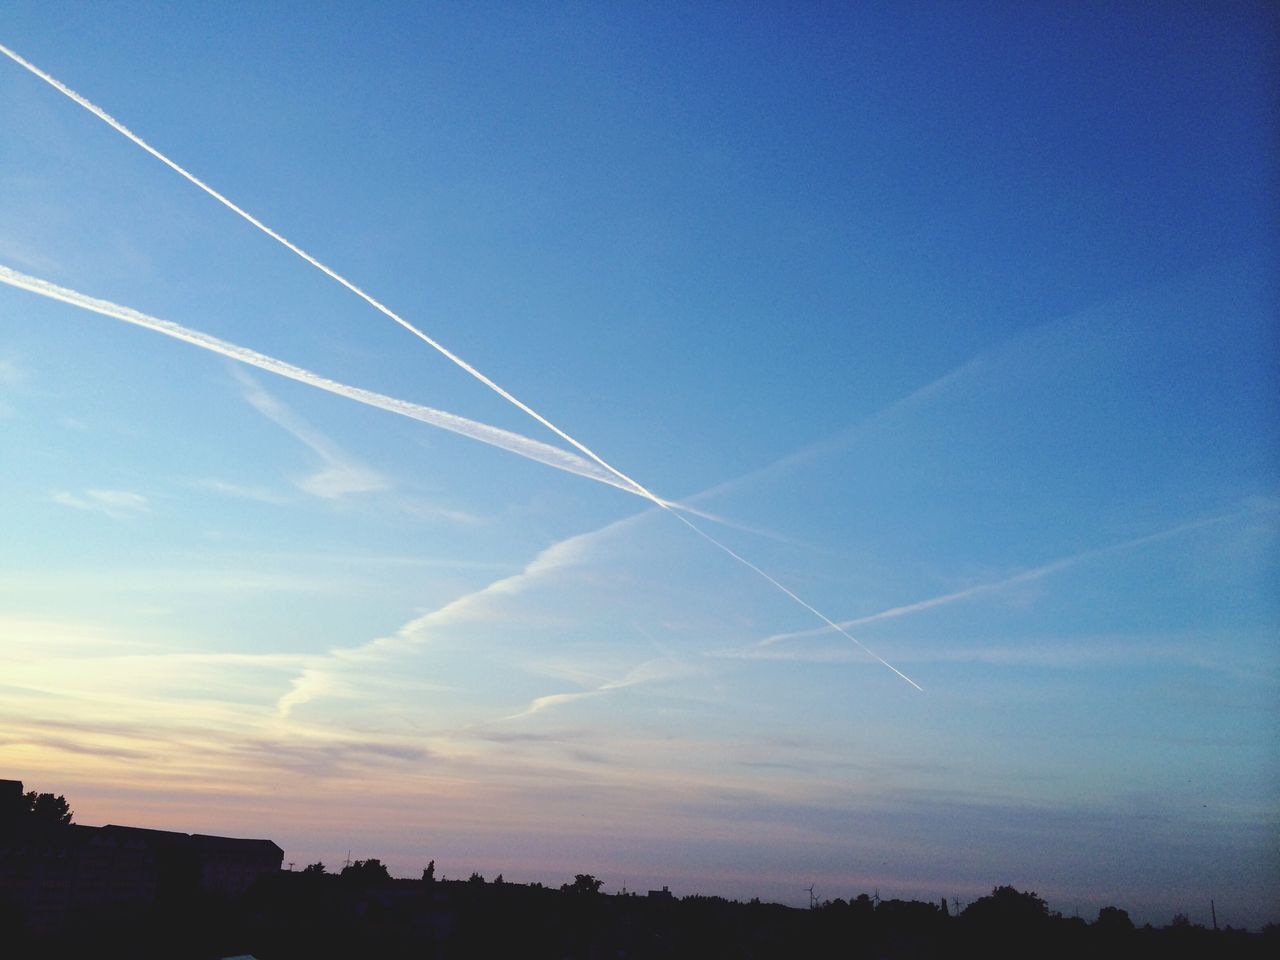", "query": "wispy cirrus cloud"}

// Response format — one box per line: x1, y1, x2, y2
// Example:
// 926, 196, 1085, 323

0, 565, 366, 598
233, 369, 389, 500
194, 477, 290, 504
0, 229, 64, 276
685, 353, 991, 509
498, 656, 699, 722
395, 497, 485, 526
275, 666, 352, 719
271, 517, 632, 718
0, 263, 912, 683
50, 487, 149, 519
264, 351, 1010, 720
